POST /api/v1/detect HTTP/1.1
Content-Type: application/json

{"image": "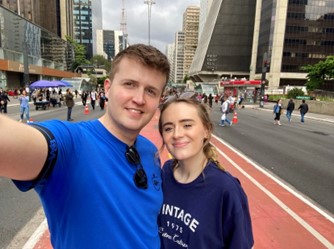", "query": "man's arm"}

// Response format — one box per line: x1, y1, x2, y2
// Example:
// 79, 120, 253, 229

0, 114, 48, 181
